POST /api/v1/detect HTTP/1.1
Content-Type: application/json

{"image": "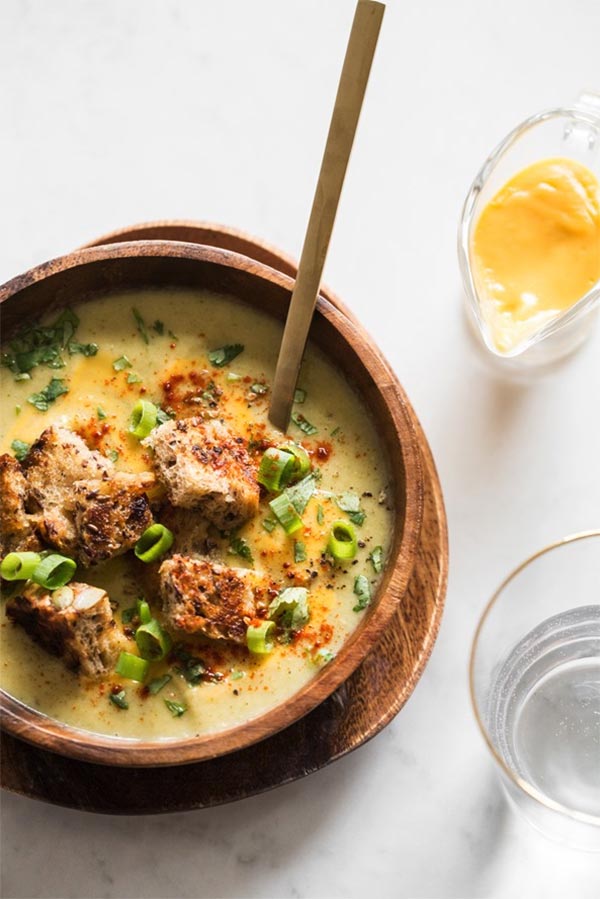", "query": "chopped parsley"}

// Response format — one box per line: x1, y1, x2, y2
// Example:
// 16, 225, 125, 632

230, 669, 245, 681
291, 413, 317, 436
294, 388, 307, 404
269, 587, 310, 635
285, 473, 317, 515
148, 674, 172, 695
308, 648, 335, 666
156, 406, 174, 425
337, 491, 365, 526
164, 699, 186, 717
262, 517, 277, 533
294, 540, 307, 563
97, 406, 107, 420
153, 320, 165, 335
1, 308, 82, 379
353, 575, 372, 612
107, 449, 119, 463
11, 439, 30, 461
208, 344, 244, 367
250, 383, 268, 395
68, 341, 98, 357
348, 511, 366, 526
27, 378, 69, 411
230, 536, 253, 564
132, 307, 149, 344
316, 504, 325, 525
112, 355, 132, 372
369, 545, 384, 574
330, 426, 340, 437
127, 371, 142, 384
109, 690, 129, 710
